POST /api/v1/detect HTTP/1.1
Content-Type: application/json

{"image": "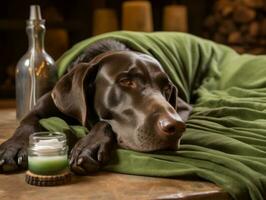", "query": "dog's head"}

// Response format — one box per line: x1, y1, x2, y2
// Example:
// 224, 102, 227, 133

52, 51, 191, 152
